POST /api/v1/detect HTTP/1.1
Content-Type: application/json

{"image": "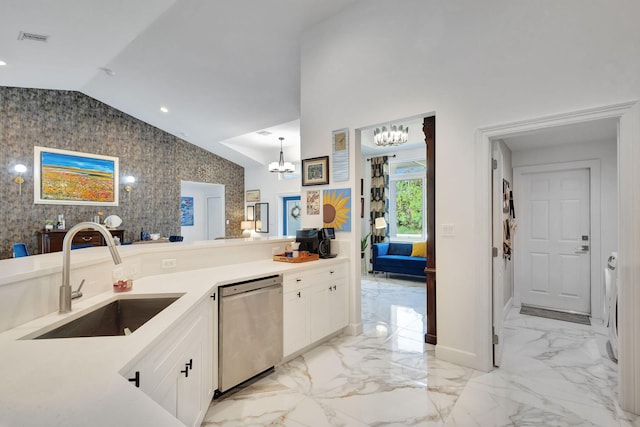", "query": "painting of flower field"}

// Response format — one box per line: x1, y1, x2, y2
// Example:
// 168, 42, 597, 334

35, 147, 119, 206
